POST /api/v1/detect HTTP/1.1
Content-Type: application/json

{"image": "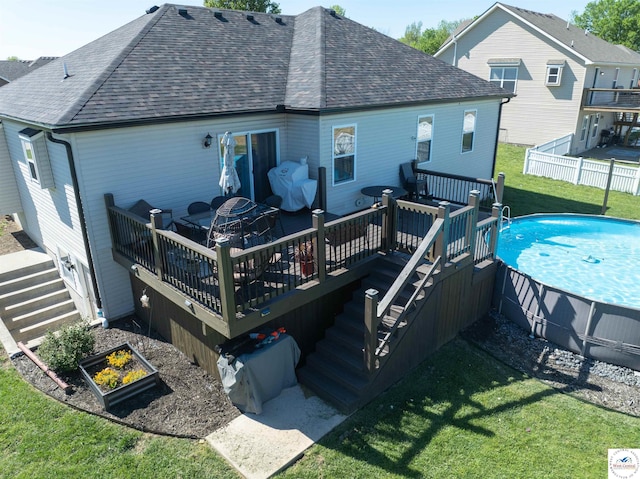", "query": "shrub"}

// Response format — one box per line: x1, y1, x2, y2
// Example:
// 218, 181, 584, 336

37, 321, 95, 373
